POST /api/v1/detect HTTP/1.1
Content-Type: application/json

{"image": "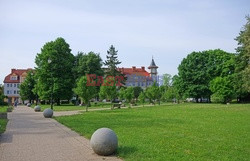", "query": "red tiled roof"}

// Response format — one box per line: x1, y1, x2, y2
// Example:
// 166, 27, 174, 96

4, 68, 33, 83
117, 66, 150, 77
